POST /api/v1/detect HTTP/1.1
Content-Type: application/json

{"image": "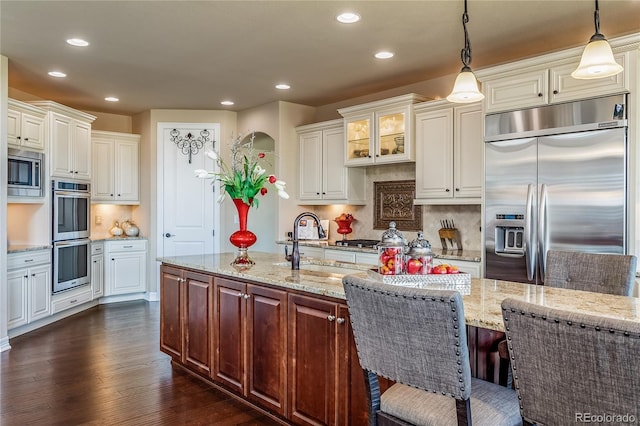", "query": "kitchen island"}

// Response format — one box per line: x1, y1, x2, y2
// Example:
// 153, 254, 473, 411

158, 252, 640, 426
